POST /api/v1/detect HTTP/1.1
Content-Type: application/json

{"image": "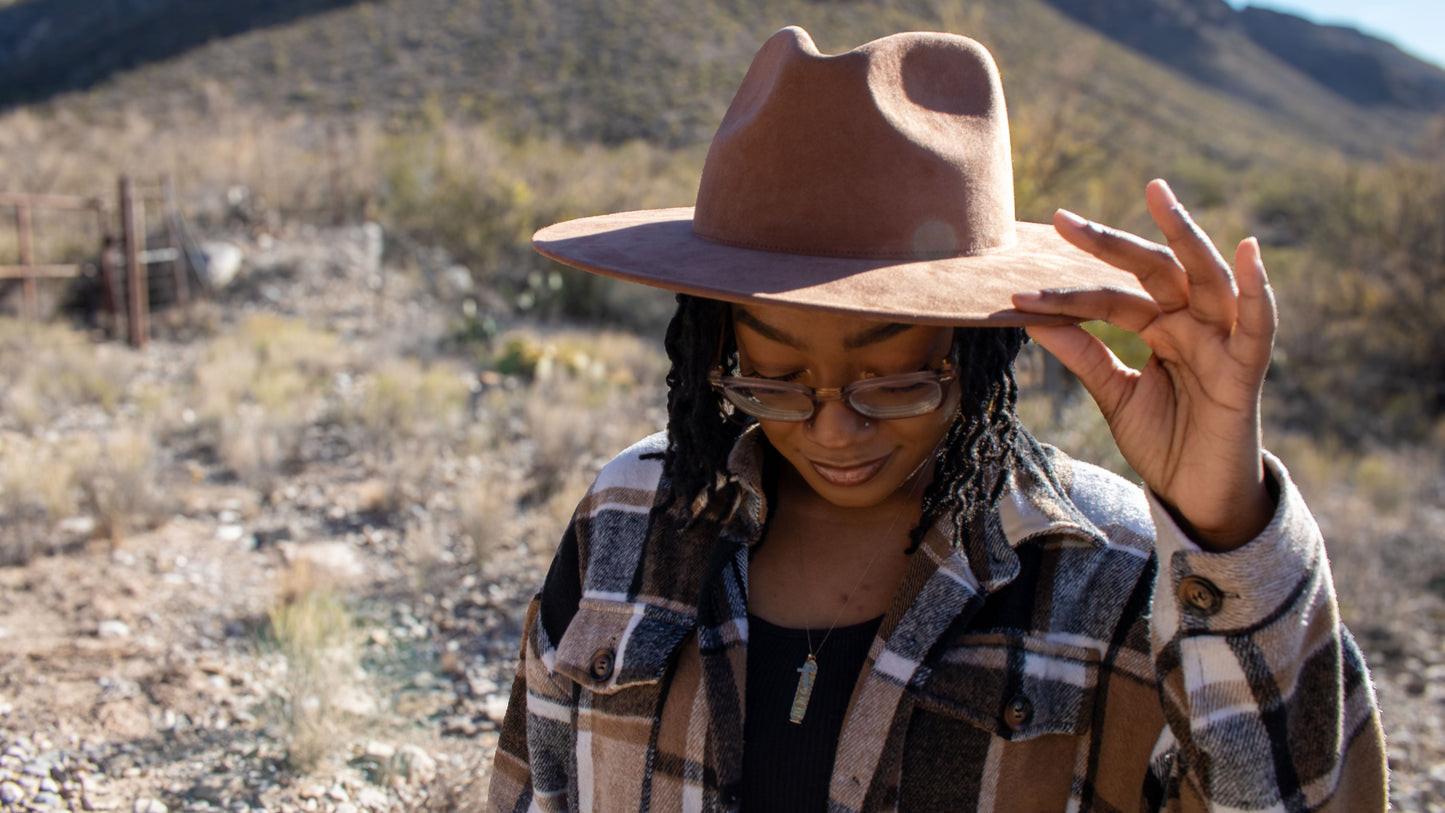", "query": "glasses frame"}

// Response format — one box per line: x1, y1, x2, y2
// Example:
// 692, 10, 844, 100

708, 360, 956, 422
